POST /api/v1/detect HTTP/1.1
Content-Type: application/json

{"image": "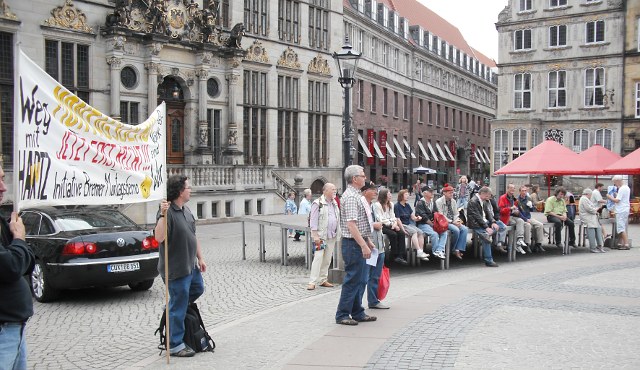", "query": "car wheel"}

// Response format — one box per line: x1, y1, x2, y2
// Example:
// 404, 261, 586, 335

128, 279, 154, 291
31, 261, 60, 303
